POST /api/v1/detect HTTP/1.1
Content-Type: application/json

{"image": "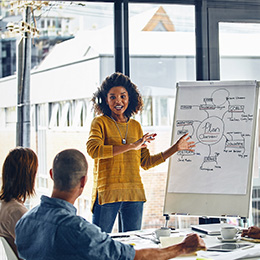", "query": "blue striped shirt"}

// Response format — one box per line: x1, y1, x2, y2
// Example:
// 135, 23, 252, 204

15, 195, 135, 260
